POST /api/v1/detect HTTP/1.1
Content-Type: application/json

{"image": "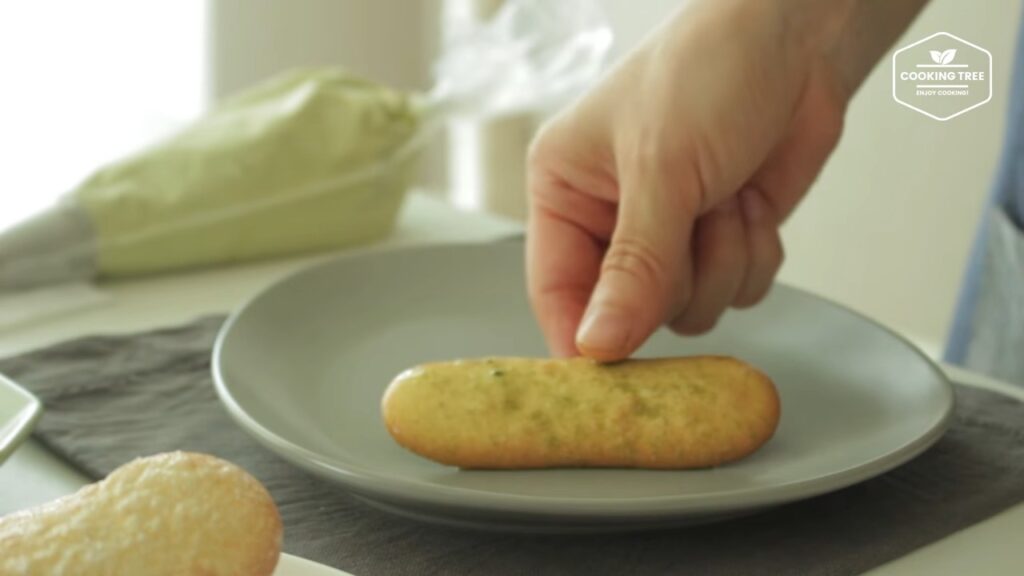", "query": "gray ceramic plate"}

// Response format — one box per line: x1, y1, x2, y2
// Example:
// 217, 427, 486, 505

213, 240, 954, 532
